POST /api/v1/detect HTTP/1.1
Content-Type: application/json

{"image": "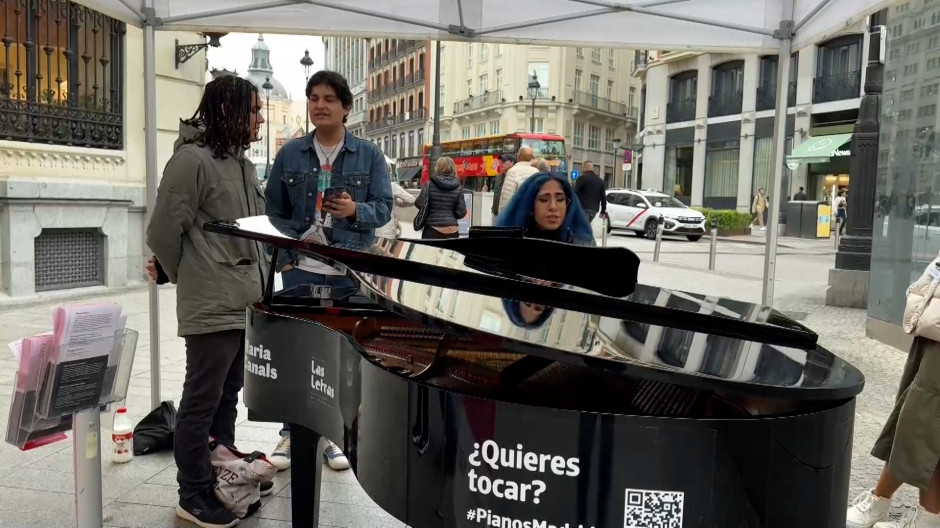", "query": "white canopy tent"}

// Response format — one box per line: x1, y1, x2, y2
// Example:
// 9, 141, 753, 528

72, 0, 892, 409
